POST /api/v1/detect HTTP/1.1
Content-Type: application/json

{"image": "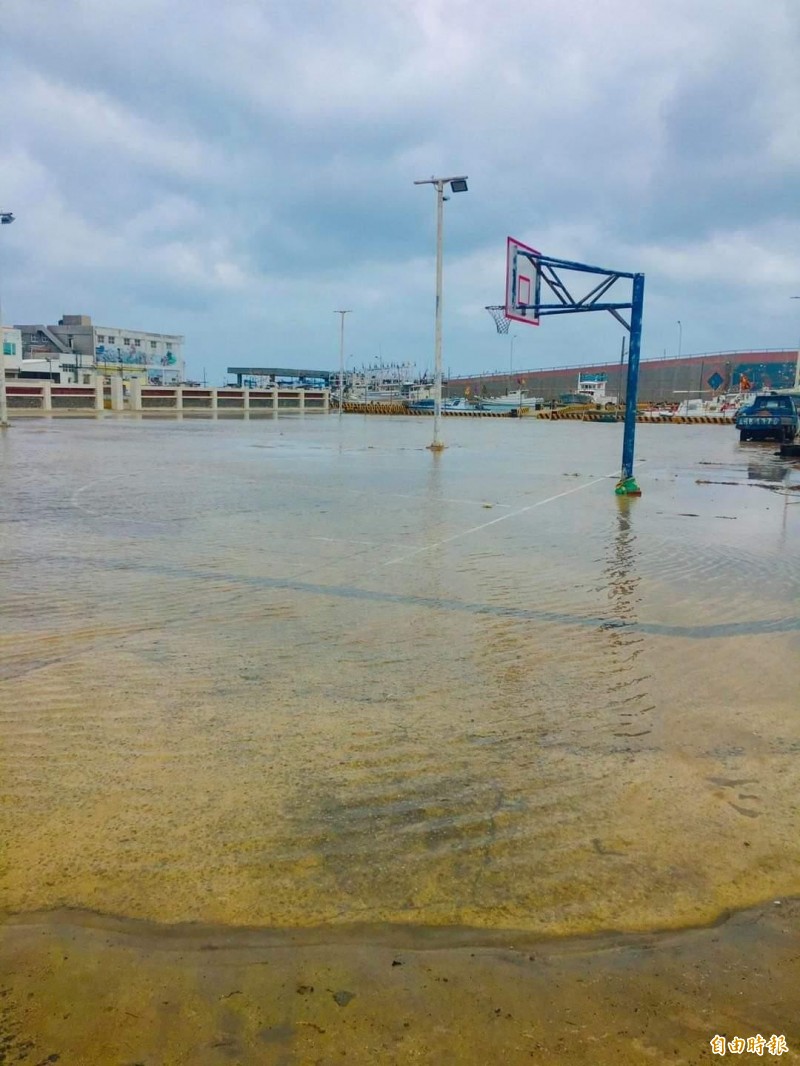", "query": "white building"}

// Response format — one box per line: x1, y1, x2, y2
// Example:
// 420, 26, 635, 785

1, 326, 22, 364
3, 326, 78, 382
15, 314, 185, 384
0, 327, 53, 379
